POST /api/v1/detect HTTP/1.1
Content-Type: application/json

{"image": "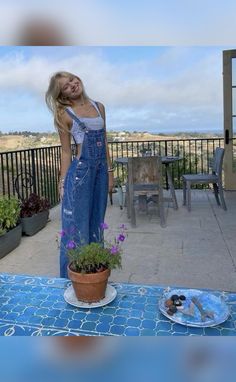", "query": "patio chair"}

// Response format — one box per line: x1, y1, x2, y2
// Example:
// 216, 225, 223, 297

182, 147, 227, 211
126, 156, 166, 227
